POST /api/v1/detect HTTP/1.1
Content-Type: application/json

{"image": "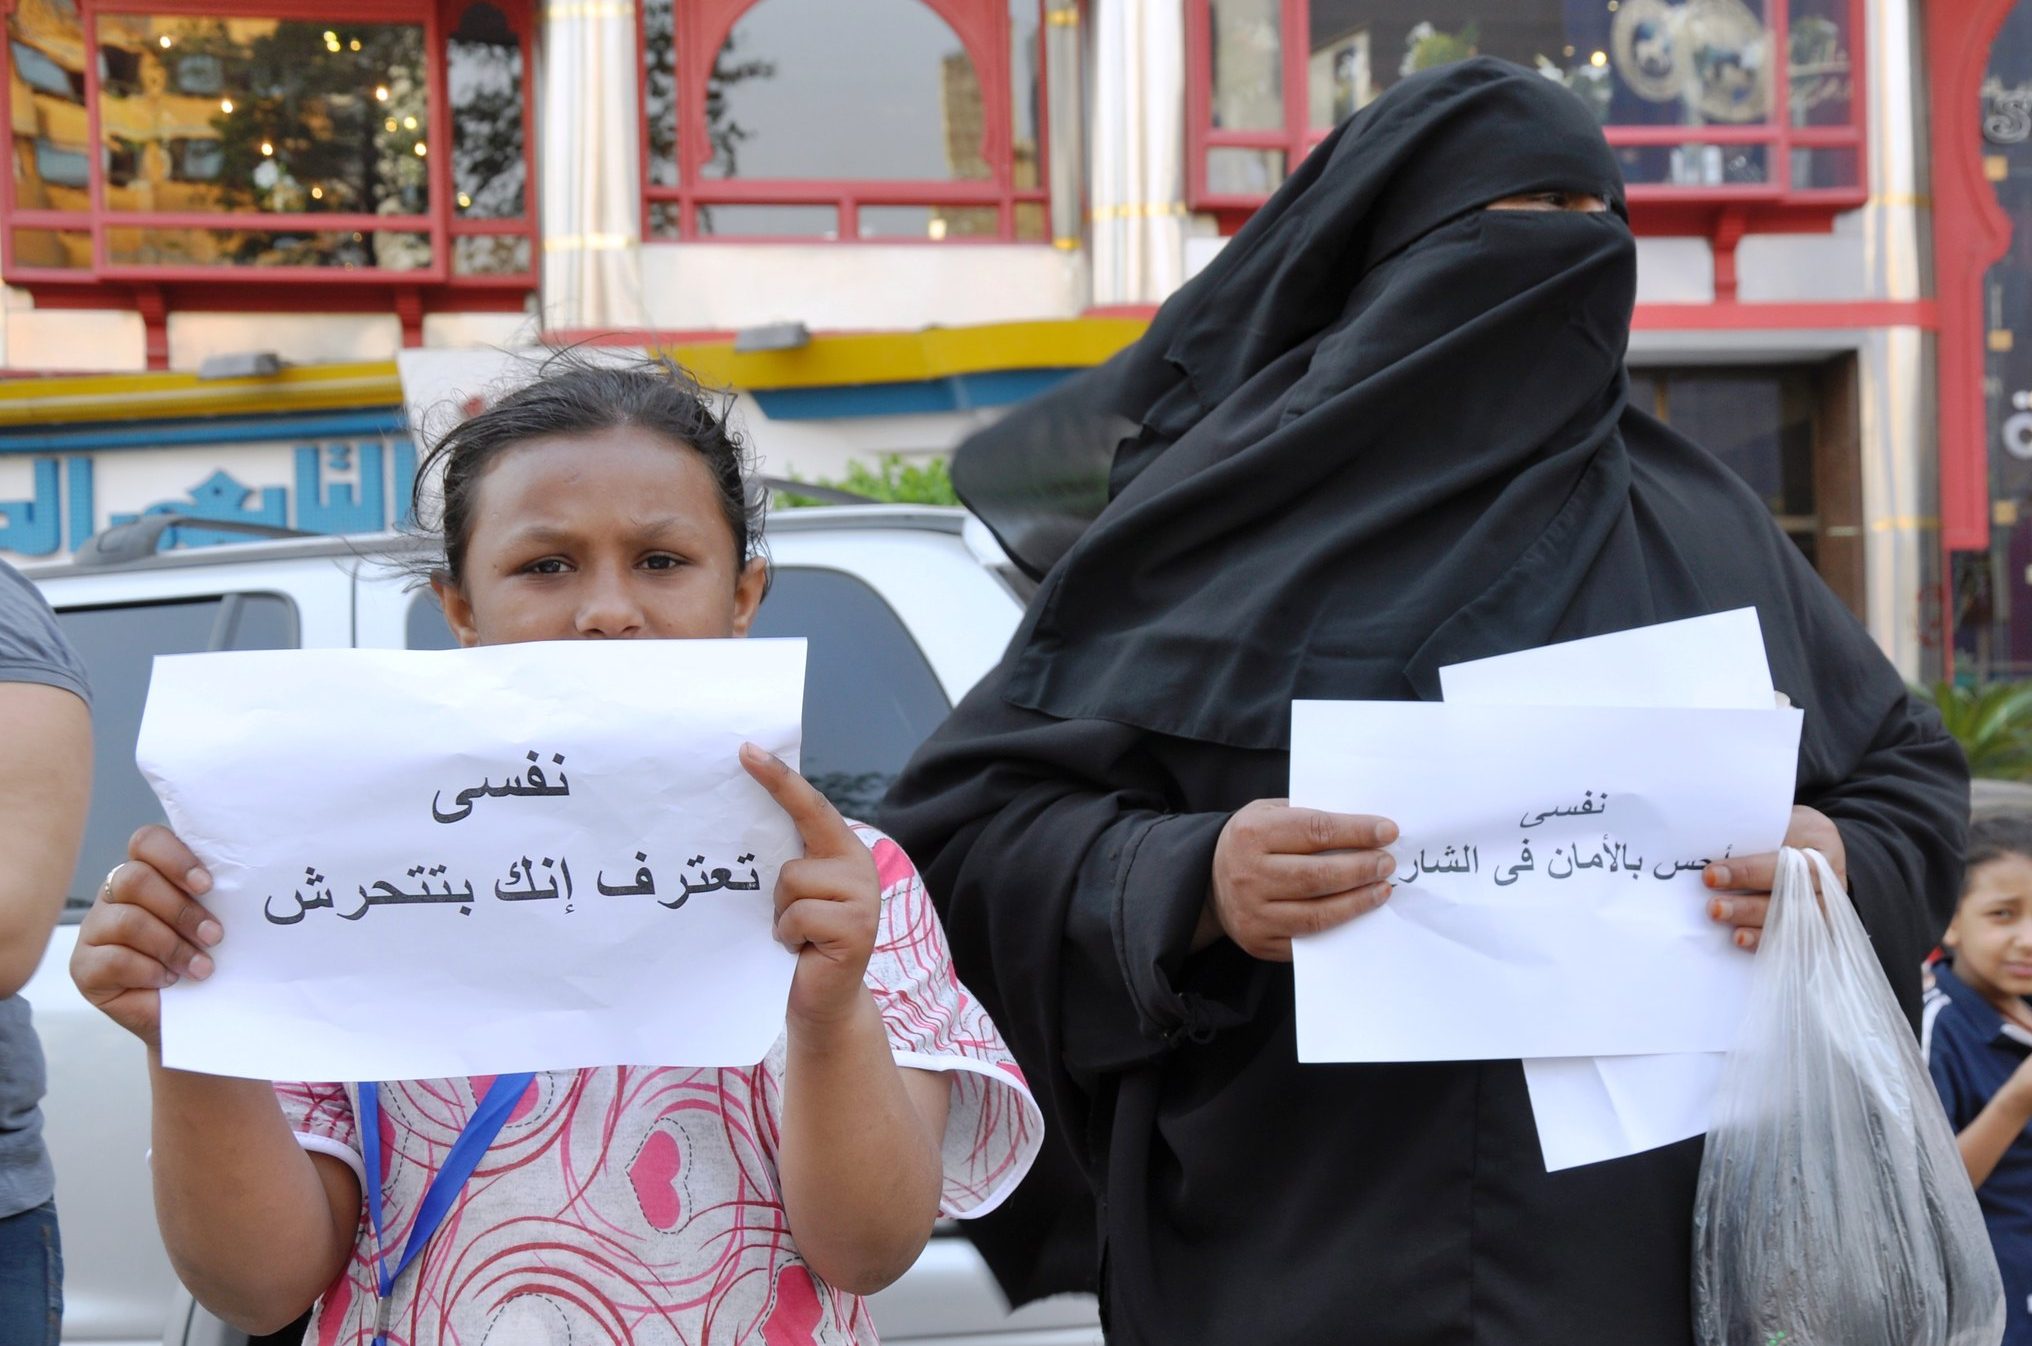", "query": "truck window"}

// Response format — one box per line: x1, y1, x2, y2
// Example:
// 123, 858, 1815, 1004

405, 569, 949, 817
55, 593, 298, 914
